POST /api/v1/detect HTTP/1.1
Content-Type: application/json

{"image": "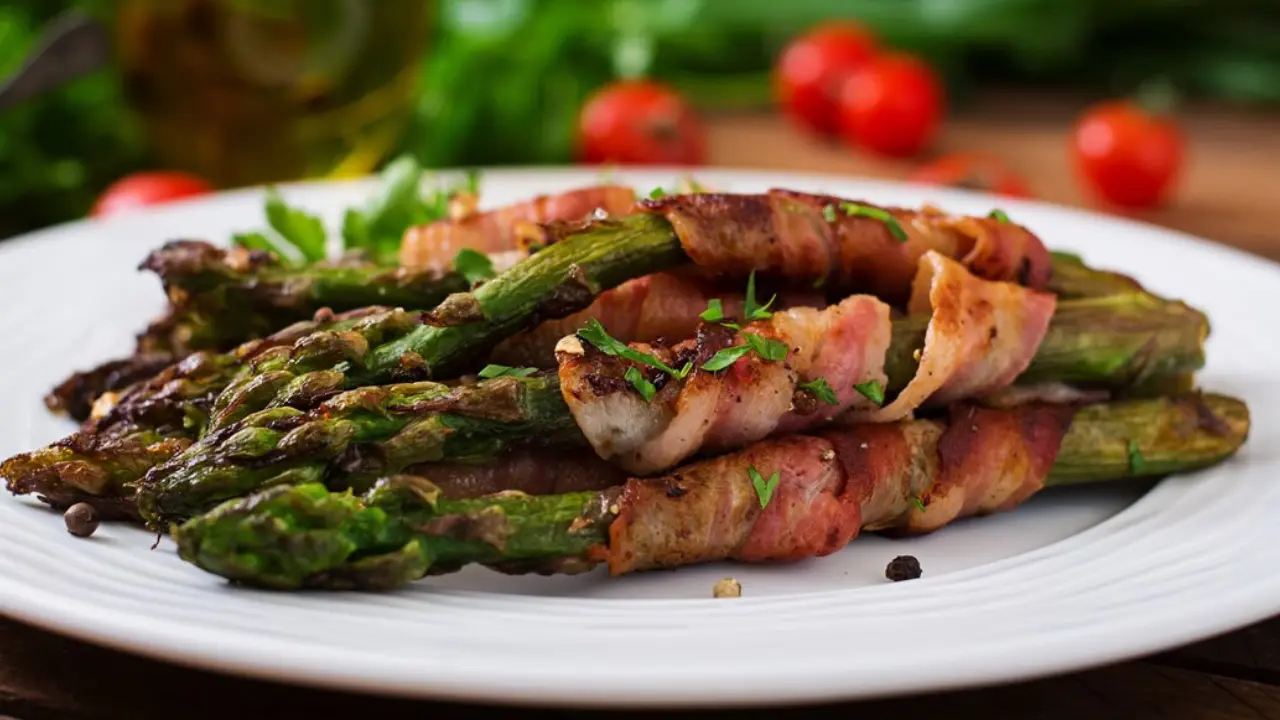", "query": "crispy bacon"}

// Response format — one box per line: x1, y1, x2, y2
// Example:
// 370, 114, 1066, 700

407, 448, 625, 499
557, 294, 892, 476
490, 272, 825, 368
600, 402, 1076, 575
639, 190, 1051, 304
399, 185, 638, 270
847, 251, 1056, 423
